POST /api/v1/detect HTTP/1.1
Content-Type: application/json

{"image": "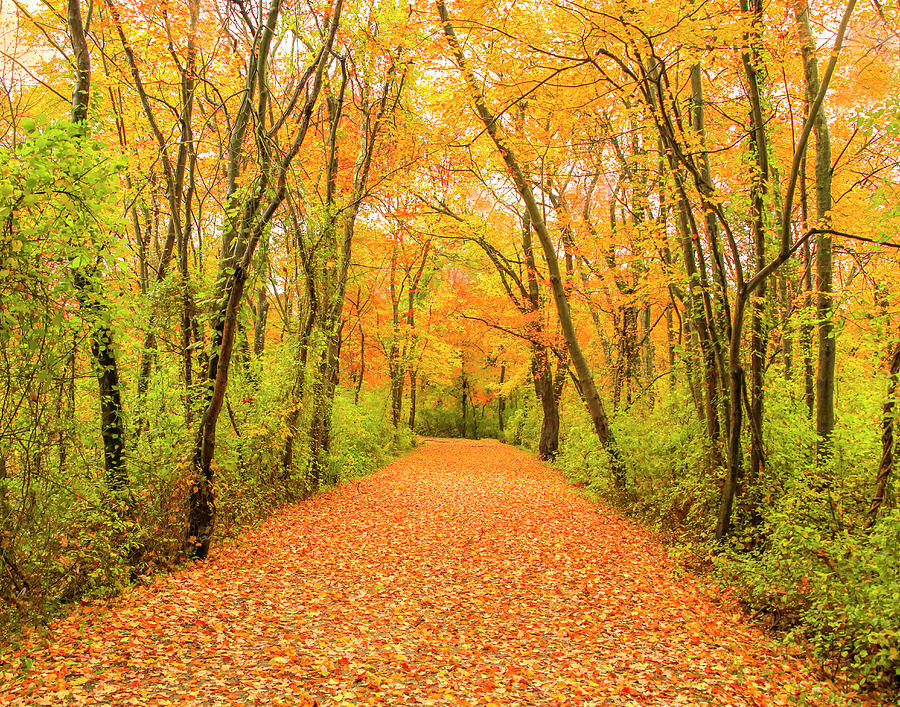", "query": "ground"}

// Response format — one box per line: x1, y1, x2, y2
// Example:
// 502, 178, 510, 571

0, 439, 864, 705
